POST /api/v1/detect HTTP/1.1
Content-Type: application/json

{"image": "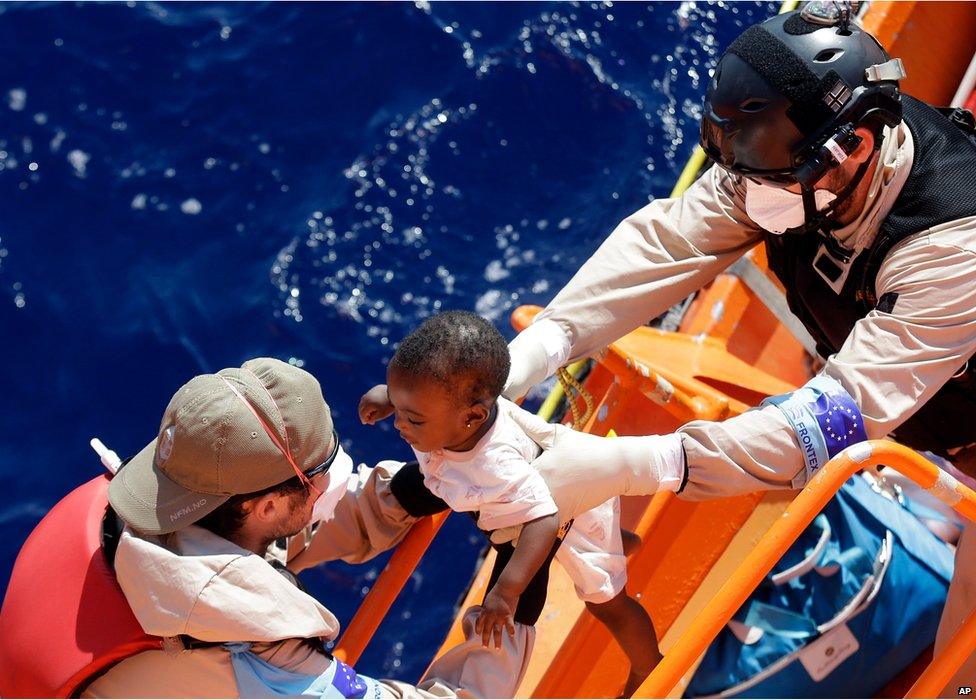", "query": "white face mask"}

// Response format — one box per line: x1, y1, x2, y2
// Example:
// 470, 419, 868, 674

745, 180, 836, 235
310, 445, 354, 524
